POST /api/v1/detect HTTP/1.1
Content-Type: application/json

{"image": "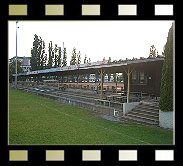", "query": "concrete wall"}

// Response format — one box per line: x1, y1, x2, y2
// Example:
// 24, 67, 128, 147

159, 110, 173, 129
123, 102, 140, 116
